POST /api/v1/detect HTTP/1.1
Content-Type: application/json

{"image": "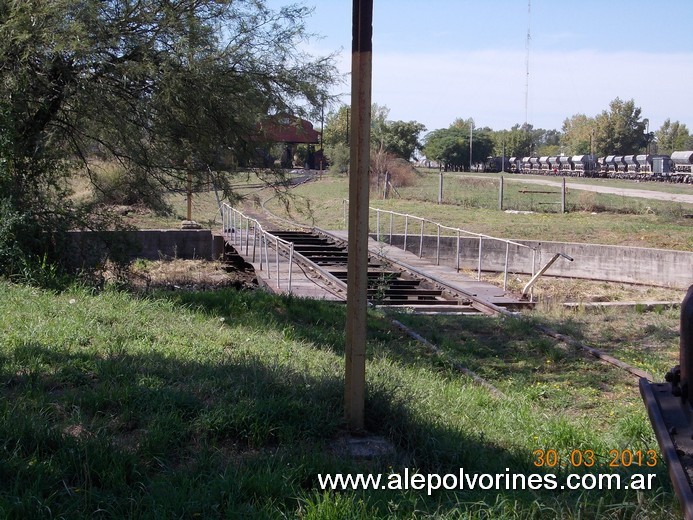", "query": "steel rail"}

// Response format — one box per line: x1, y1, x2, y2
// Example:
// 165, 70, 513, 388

315, 227, 506, 316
